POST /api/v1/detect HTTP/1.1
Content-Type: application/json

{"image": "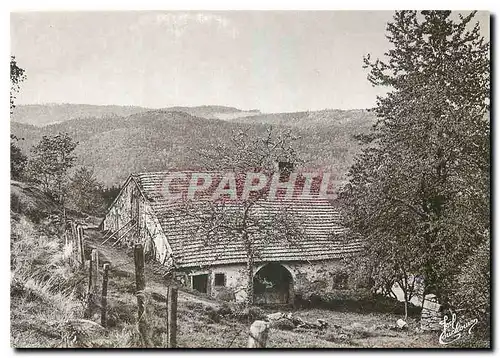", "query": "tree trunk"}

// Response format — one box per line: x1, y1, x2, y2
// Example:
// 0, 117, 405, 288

243, 233, 254, 308
245, 243, 254, 308
404, 296, 408, 321
421, 283, 427, 310
398, 278, 409, 321
60, 193, 67, 244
